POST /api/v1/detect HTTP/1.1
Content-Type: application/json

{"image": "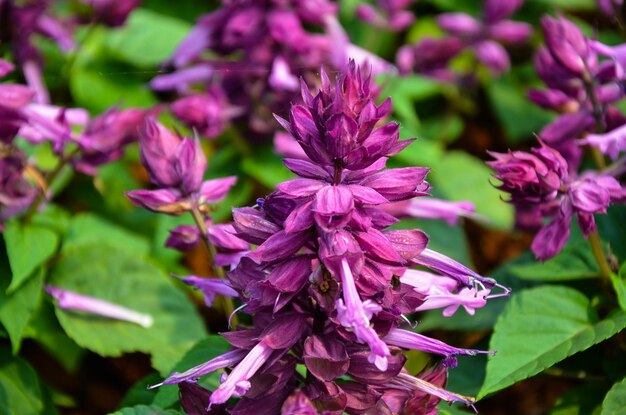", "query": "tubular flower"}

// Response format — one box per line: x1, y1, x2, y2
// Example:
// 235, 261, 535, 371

152, 63, 509, 413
